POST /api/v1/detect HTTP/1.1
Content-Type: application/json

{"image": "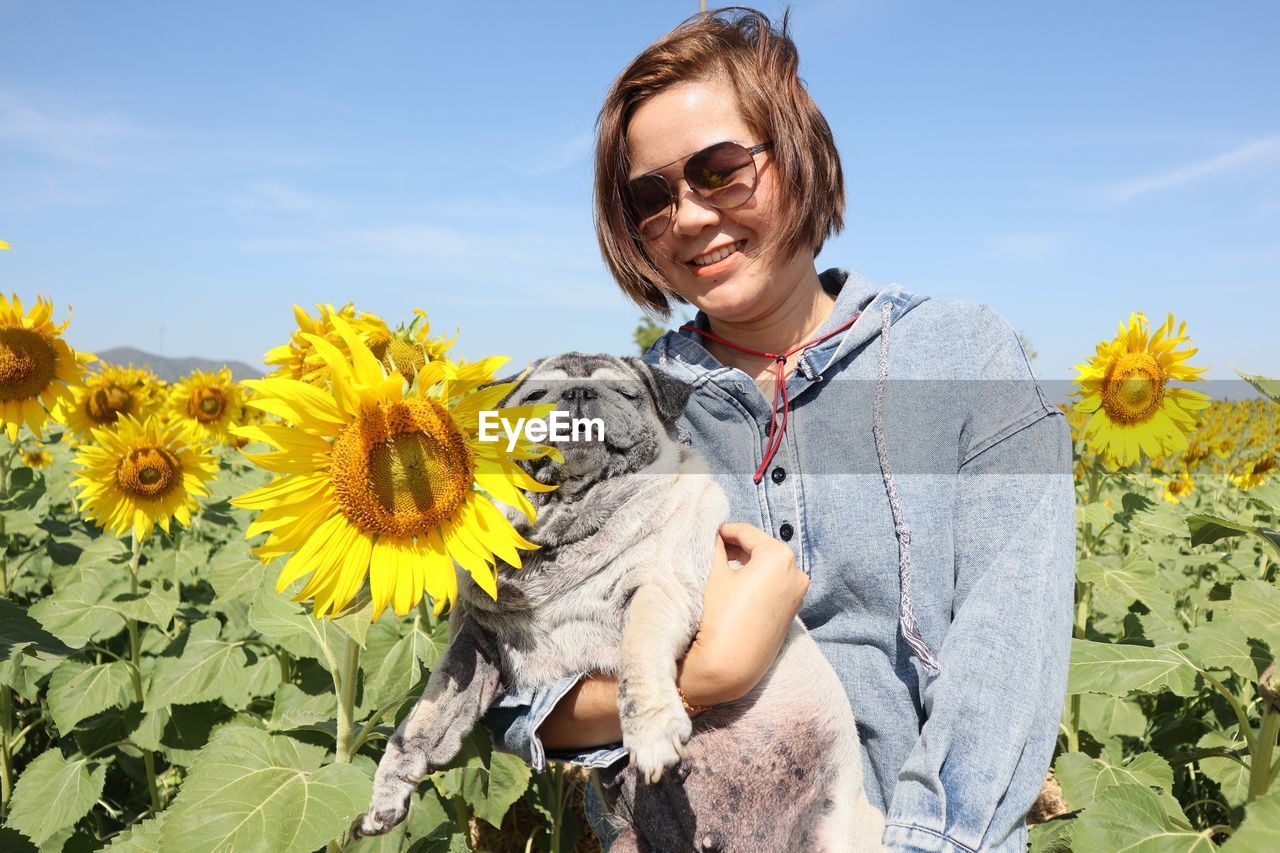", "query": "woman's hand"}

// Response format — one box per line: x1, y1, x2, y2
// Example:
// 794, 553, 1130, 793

679, 522, 809, 707
539, 522, 807, 750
